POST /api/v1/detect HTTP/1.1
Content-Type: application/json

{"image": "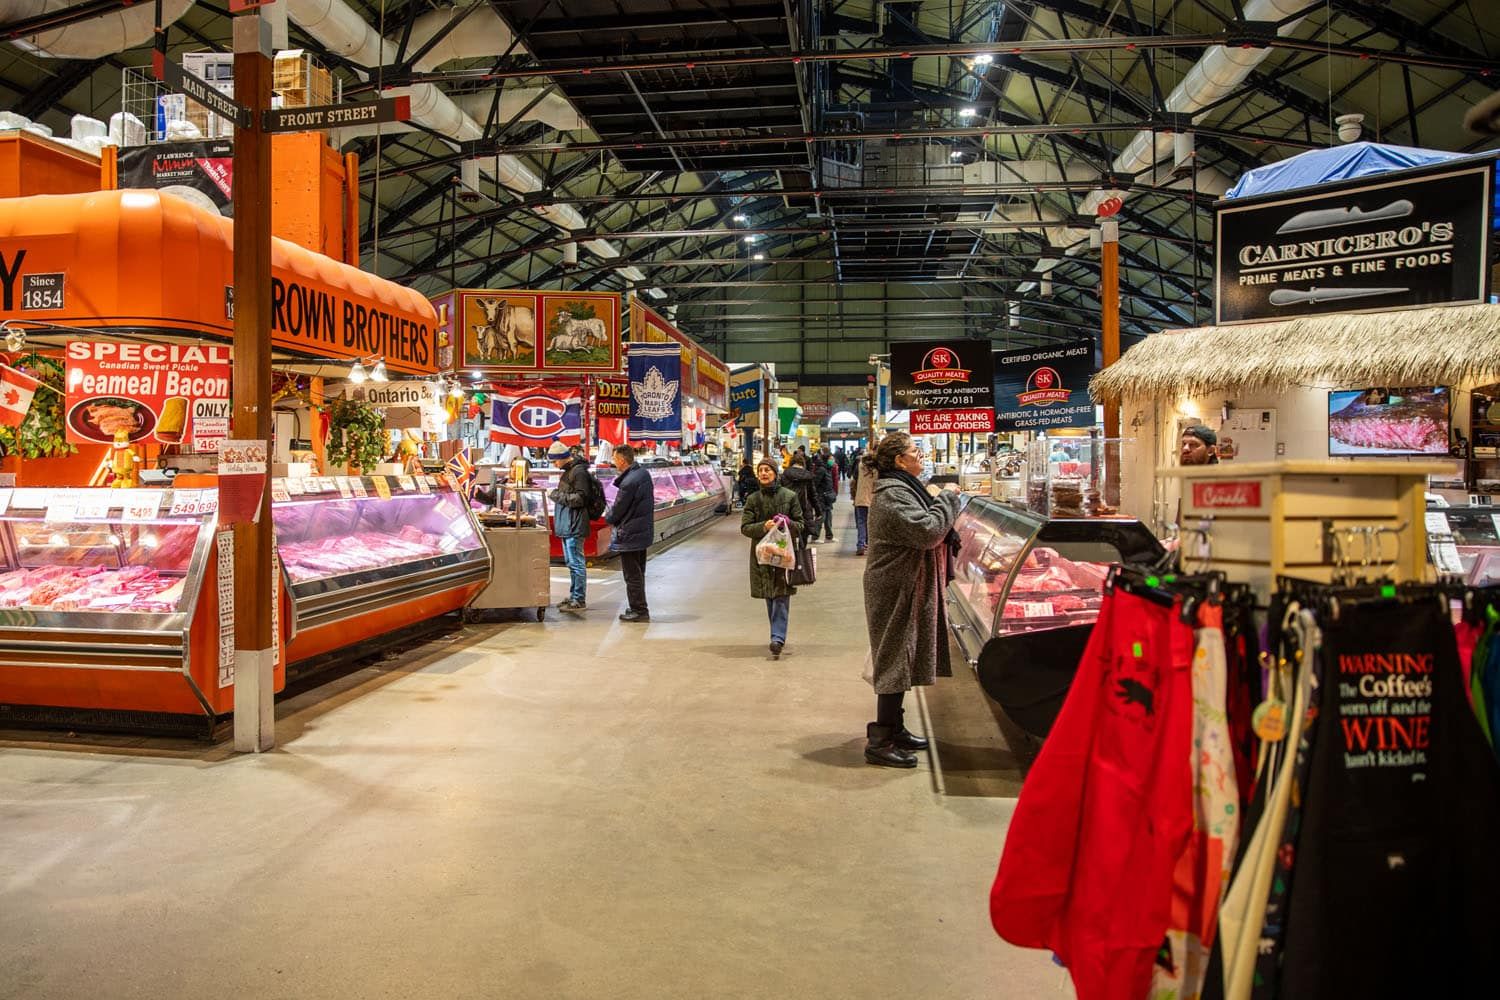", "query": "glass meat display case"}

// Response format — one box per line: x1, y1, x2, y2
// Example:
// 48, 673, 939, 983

948, 496, 1163, 740
527, 462, 726, 560
0, 485, 229, 731
272, 475, 490, 651
1427, 504, 1500, 586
